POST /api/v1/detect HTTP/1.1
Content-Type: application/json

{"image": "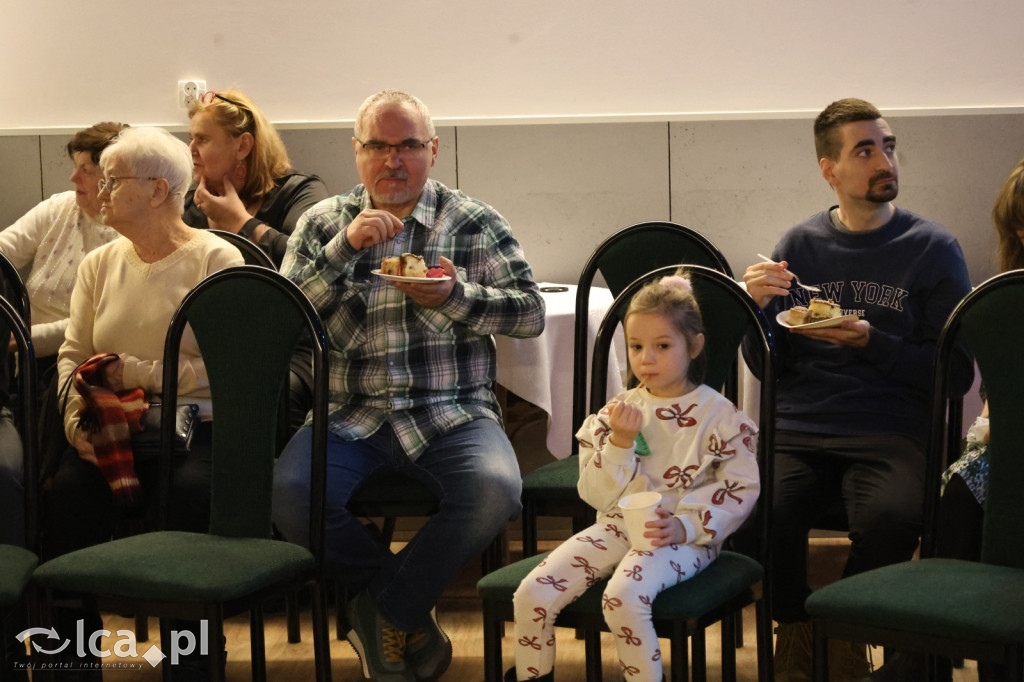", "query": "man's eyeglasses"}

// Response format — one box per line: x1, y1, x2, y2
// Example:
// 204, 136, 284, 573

356, 138, 433, 159
97, 176, 158, 193
200, 91, 248, 109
